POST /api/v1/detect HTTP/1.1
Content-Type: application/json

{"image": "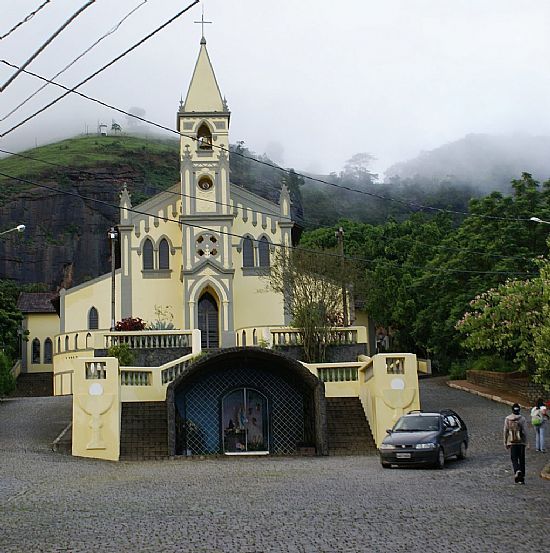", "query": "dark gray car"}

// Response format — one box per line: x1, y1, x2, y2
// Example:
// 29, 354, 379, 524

379, 410, 469, 469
